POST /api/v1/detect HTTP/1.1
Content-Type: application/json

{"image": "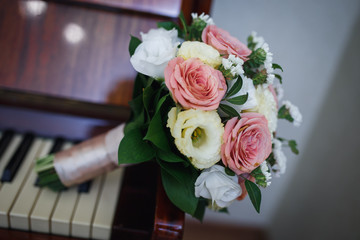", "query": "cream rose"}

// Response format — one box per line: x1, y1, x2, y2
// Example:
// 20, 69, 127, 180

177, 41, 222, 68
195, 165, 241, 208
167, 108, 223, 169
248, 85, 278, 133
130, 28, 179, 79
